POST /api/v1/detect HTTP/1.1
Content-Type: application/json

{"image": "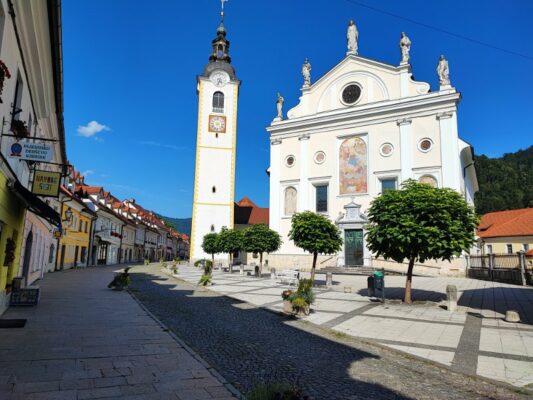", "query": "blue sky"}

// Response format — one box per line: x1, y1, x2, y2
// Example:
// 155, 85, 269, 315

62, 0, 533, 218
